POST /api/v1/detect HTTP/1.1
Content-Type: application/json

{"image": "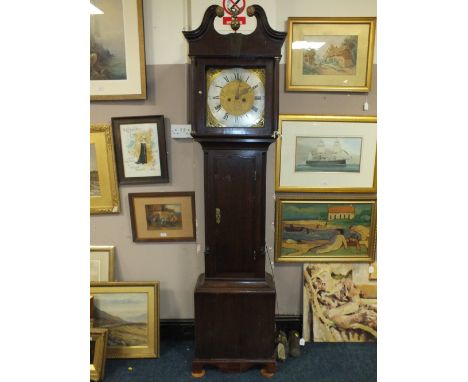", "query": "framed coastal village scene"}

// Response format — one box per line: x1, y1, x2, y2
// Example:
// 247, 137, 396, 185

275, 115, 376, 193
275, 195, 376, 263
